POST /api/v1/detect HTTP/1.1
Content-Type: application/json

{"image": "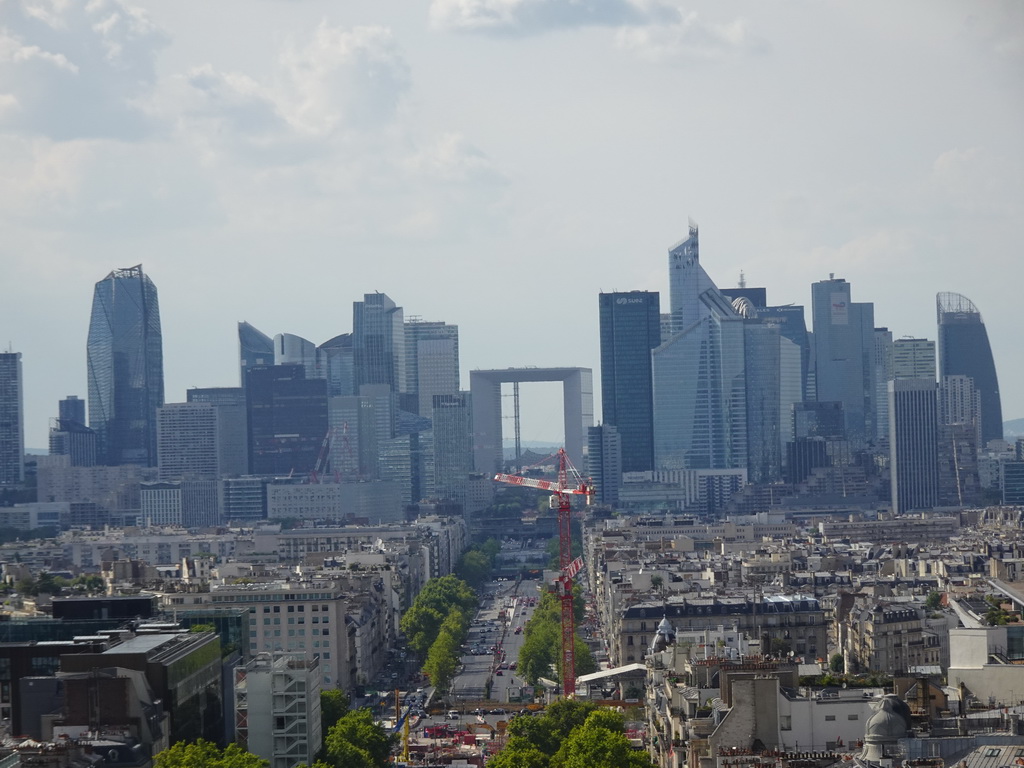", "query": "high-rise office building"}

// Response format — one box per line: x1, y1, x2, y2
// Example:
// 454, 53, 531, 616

49, 419, 97, 467
936, 374, 982, 507
587, 424, 622, 506
873, 328, 894, 450
758, 304, 813, 402
937, 292, 1002, 447
811, 276, 876, 451
889, 378, 938, 514
353, 293, 405, 393
246, 365, 328, 476
86, 265, 164, 466
274, 333, 318, 379
157, 402, 220, 480
655, 227, 747, 471
892, 338, 936, 380
598, 291, 660, 473
0, 352, 25, 485
405, 320, 459, 417
431, 393, 472, 505
186, 387, 249, 476
318, 334, 354, 398
740, 316, 785, 483
58, 395, 86, 427
238, 322, 275, 388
